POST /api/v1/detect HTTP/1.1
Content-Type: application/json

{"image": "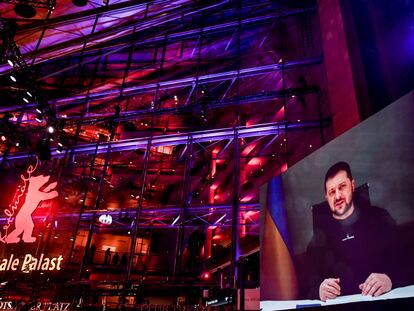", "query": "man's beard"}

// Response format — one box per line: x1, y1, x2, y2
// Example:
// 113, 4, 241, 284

333, 200, 353, 217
